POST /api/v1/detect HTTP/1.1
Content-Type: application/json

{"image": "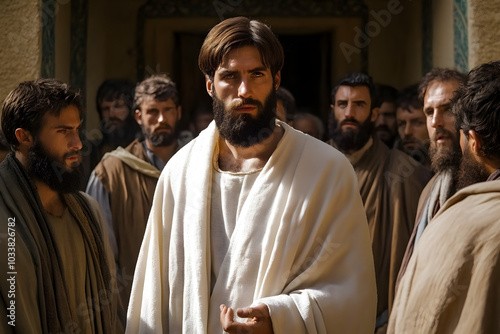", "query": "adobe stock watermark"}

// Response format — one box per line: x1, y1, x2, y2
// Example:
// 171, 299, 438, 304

213, 0, 244, 21
340, 0, 411, 63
